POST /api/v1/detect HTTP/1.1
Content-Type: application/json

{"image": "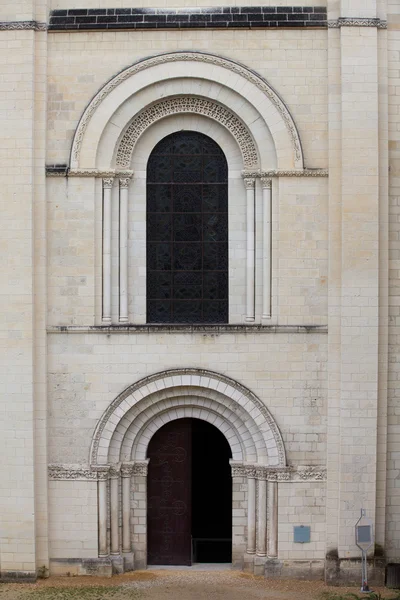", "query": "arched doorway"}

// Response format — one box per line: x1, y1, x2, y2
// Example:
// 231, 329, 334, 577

147, 418, 232, 565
